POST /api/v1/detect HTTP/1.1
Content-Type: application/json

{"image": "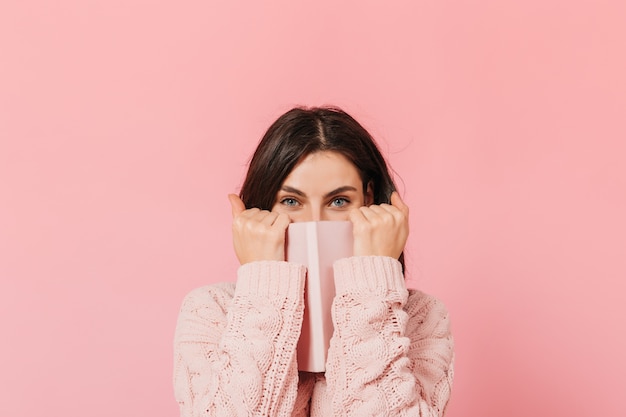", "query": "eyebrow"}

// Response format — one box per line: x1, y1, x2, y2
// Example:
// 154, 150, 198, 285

280, 185, 358, 199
